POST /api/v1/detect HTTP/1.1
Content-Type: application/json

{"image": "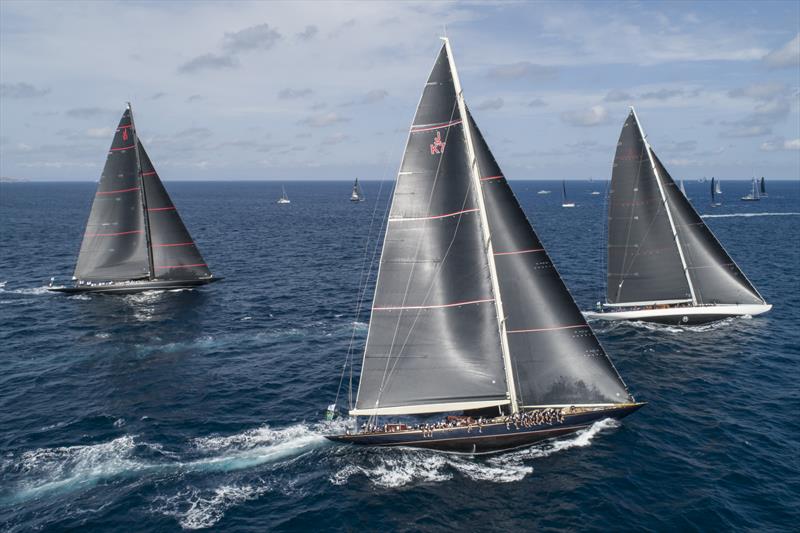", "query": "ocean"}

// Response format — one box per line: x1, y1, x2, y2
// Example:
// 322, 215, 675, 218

1, 179, 798, 531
